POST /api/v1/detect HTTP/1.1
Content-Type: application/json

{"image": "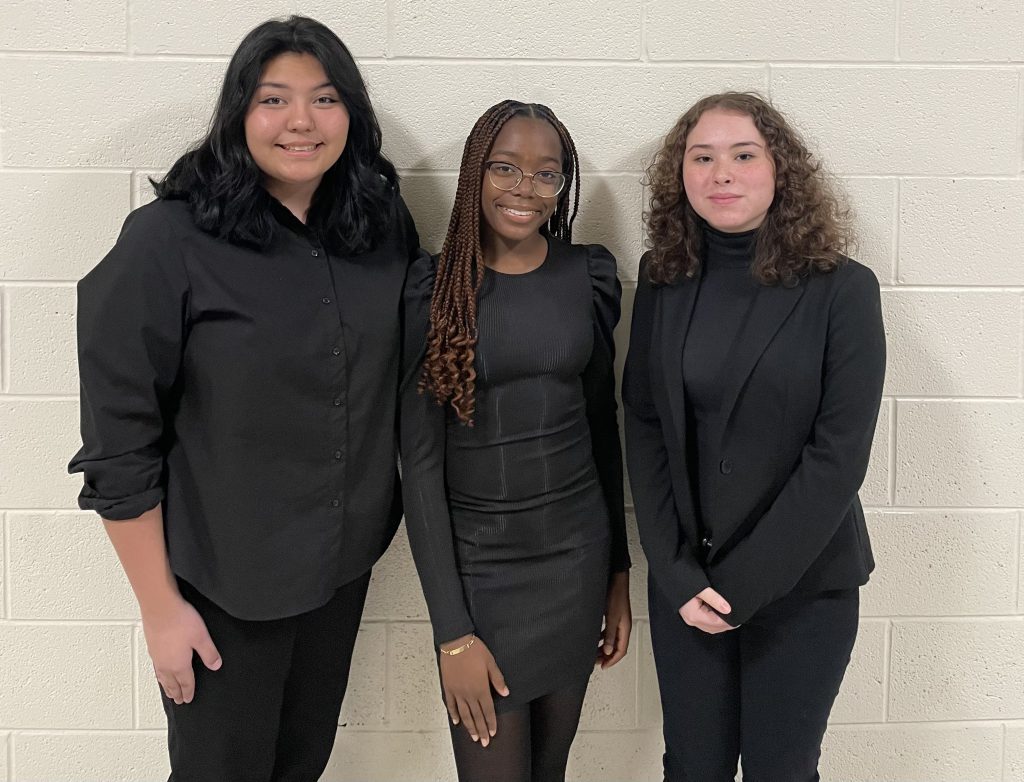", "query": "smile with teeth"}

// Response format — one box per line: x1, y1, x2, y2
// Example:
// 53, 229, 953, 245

498, 205, 540, 217
278, 143, 321, 152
